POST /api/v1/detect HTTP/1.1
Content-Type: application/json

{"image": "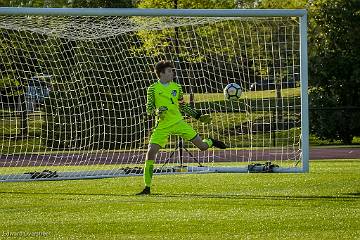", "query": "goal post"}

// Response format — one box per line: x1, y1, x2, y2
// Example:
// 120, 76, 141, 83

0, 8, 309, 182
